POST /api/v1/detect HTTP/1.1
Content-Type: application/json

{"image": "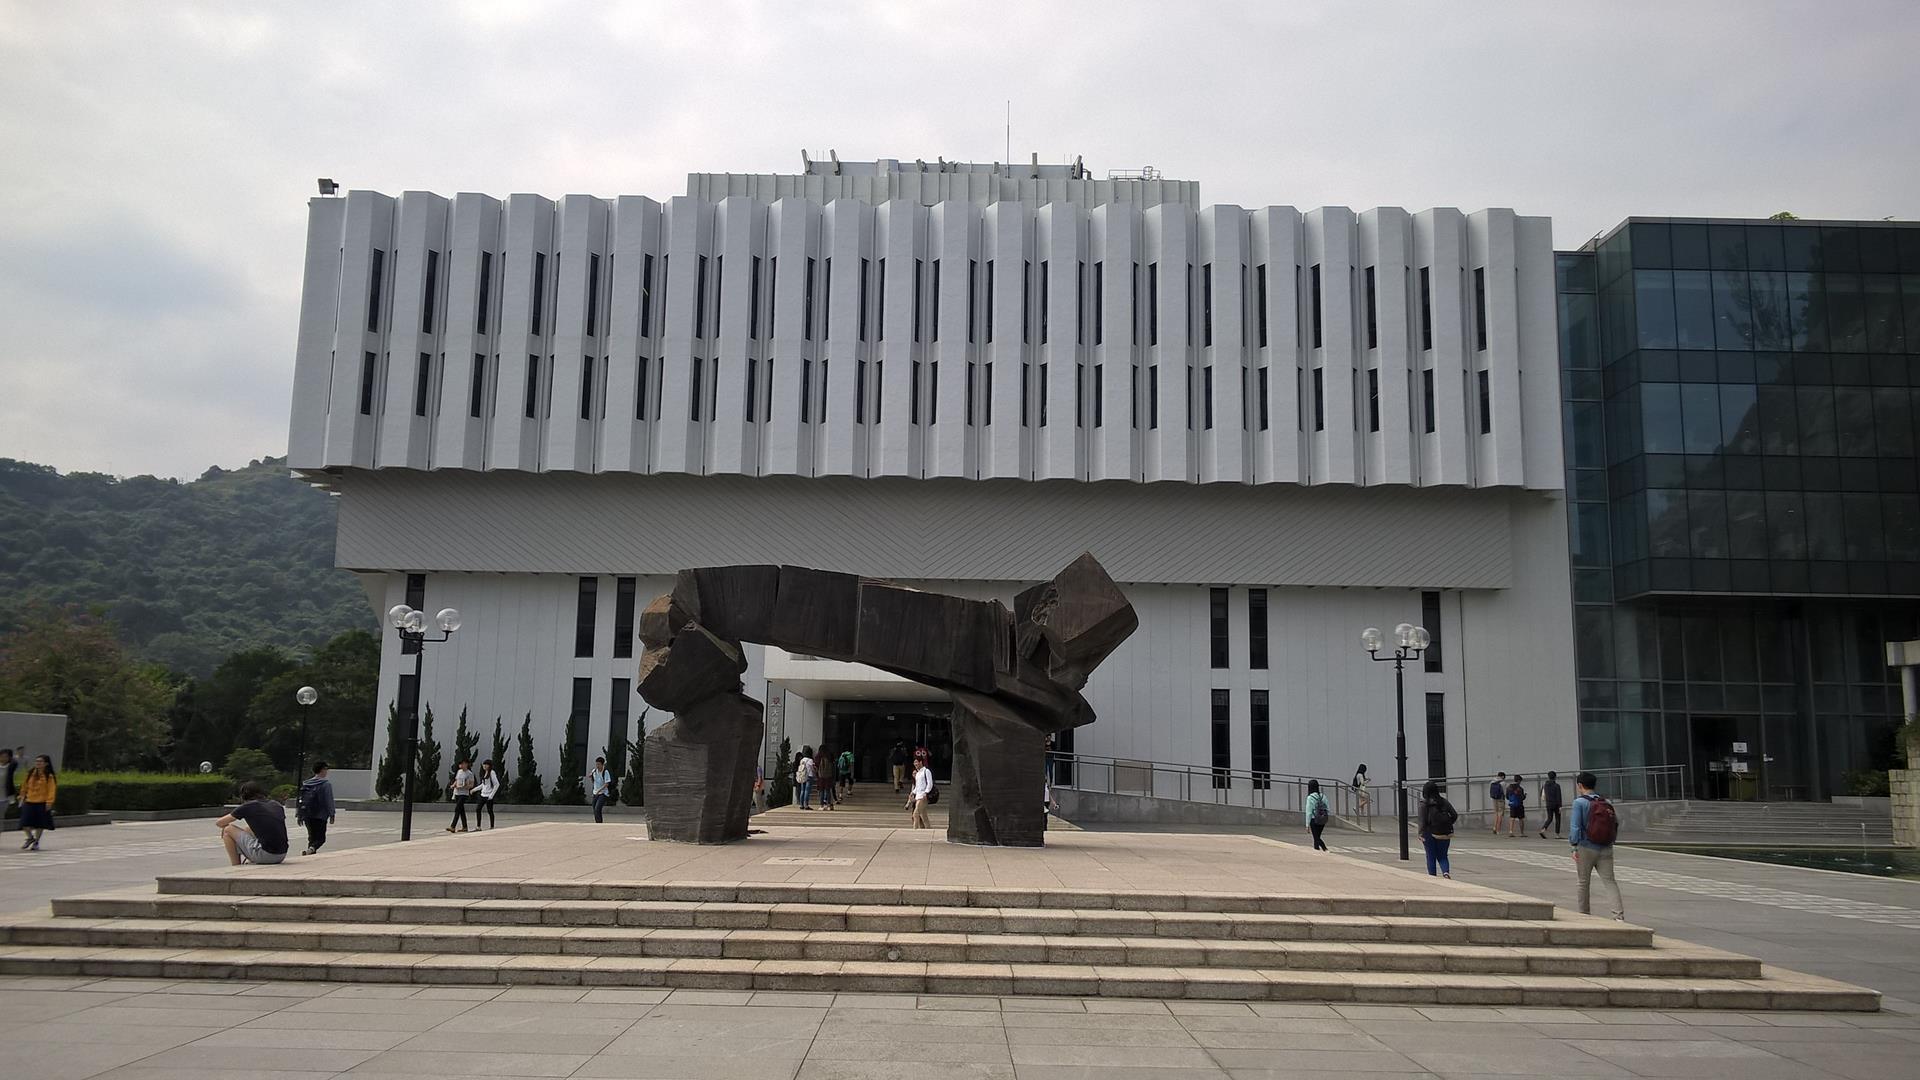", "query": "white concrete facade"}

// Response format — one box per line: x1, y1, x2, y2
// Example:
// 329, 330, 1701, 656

288, 159, 1577, 795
